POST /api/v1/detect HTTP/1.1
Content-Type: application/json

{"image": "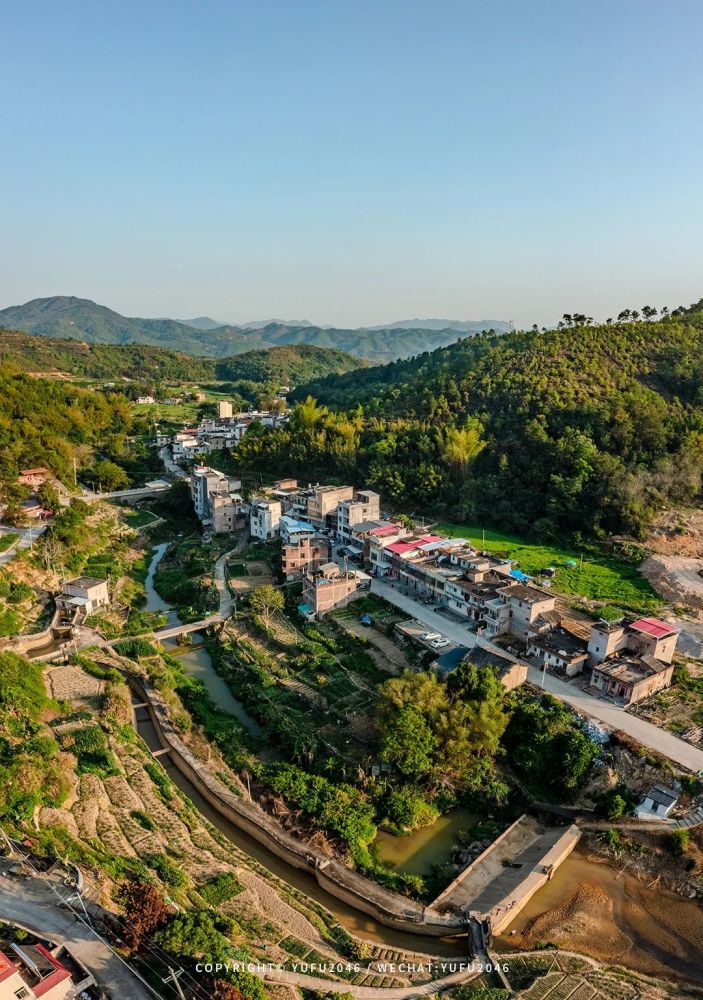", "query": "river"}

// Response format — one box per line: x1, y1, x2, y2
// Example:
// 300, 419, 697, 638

144, 543, 261, 734
137, 543, 703, 973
